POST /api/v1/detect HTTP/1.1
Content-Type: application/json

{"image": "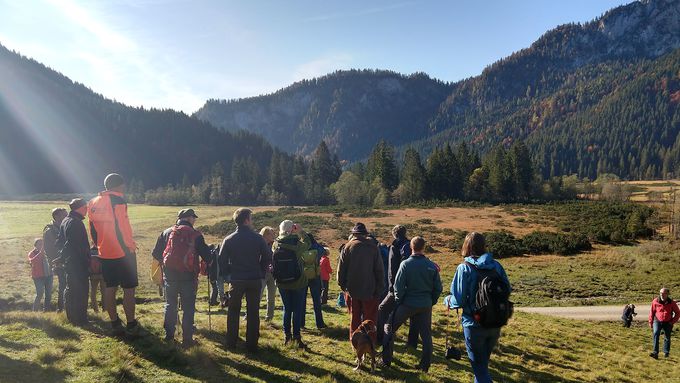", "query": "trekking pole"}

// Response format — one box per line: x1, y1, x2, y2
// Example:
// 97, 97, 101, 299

177, 296, 182, 337
207, 276, 212, 331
